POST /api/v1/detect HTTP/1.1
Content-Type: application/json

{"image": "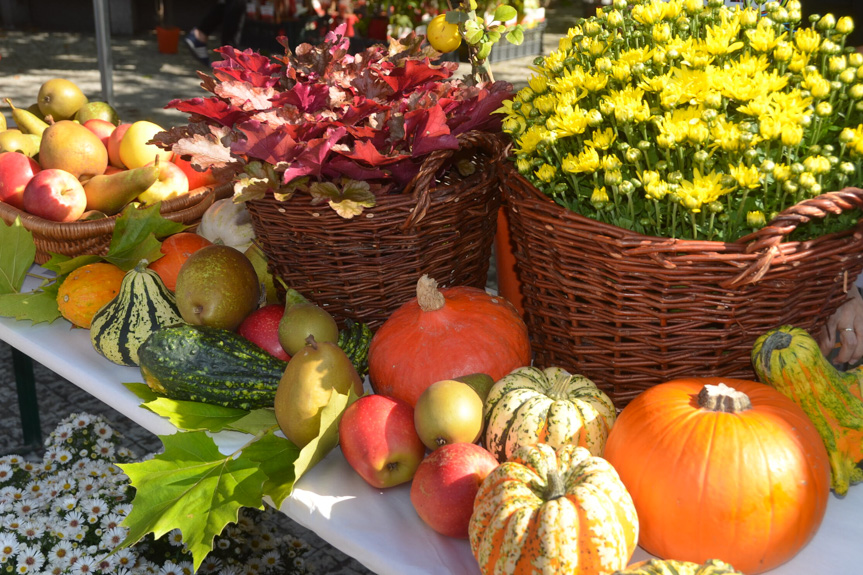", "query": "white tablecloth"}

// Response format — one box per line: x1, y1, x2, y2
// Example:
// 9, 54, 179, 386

1, 268, 861, 575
